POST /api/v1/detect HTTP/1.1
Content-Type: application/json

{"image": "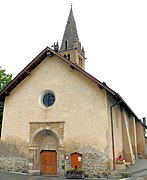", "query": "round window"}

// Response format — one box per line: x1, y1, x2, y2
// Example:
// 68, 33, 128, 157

41, 91, 55, 108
